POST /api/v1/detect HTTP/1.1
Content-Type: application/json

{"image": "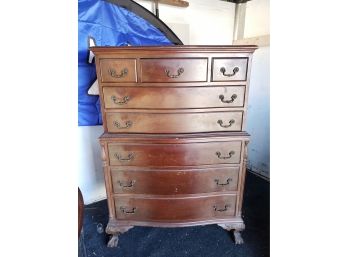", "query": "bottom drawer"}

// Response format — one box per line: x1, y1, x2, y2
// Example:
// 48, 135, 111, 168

114, 194, 236, 222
